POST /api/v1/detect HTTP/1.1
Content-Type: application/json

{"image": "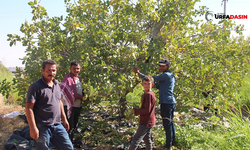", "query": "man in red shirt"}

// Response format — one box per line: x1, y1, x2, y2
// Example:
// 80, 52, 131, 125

60, 61, 85, 142
129, 76, 156, 150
